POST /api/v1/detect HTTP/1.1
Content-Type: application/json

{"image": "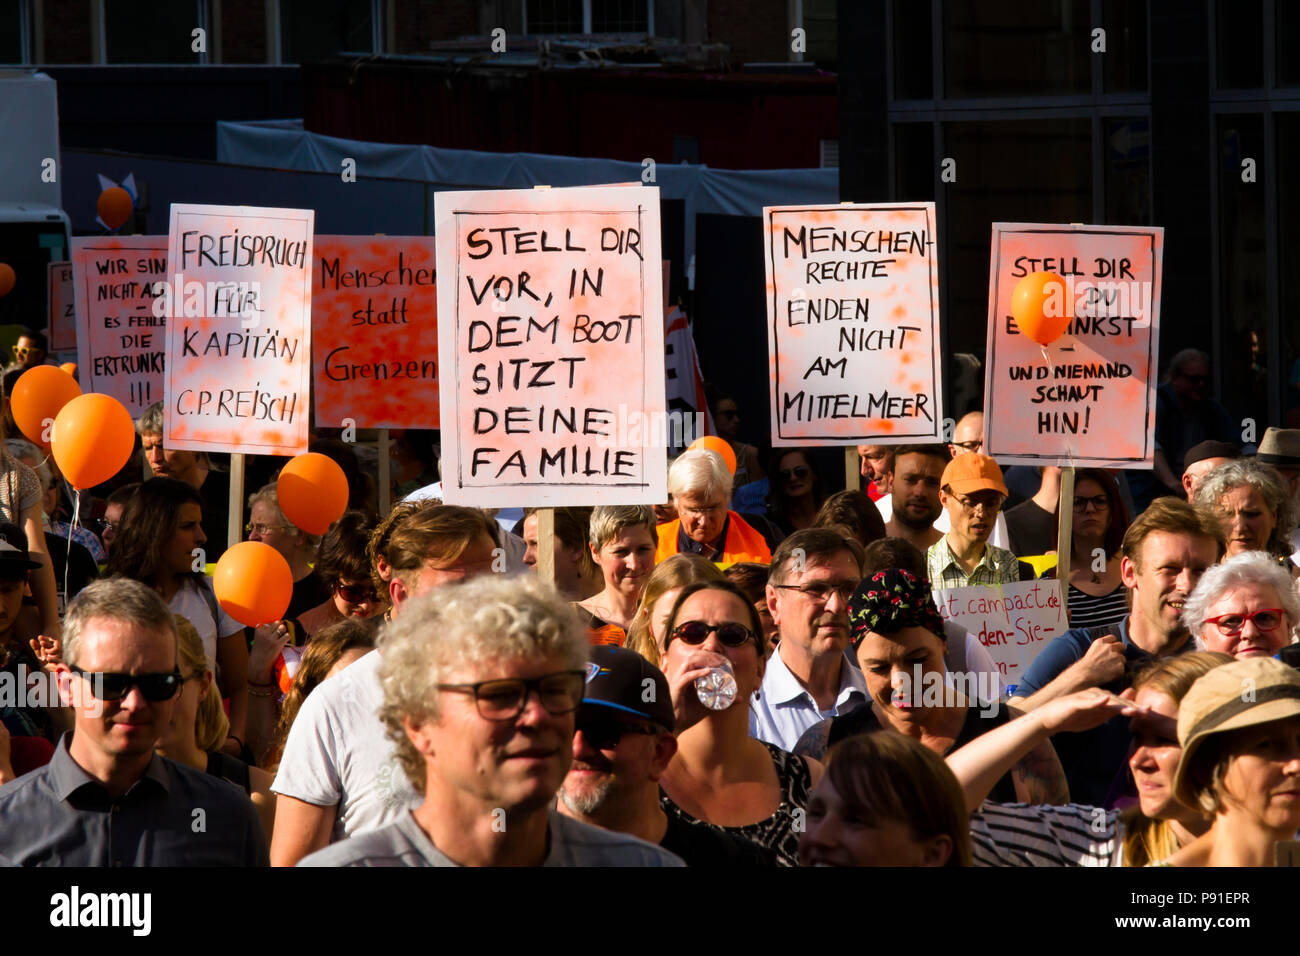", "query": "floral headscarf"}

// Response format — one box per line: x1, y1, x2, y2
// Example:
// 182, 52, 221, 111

848, 567, 946, 647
